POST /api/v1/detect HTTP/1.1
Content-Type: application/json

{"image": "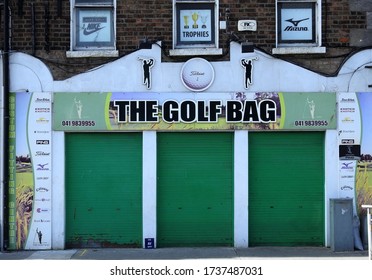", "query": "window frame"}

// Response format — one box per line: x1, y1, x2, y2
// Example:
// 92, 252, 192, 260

274, 0, 325, 54
68, 0, 118, 58
171, 0, 222, 56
